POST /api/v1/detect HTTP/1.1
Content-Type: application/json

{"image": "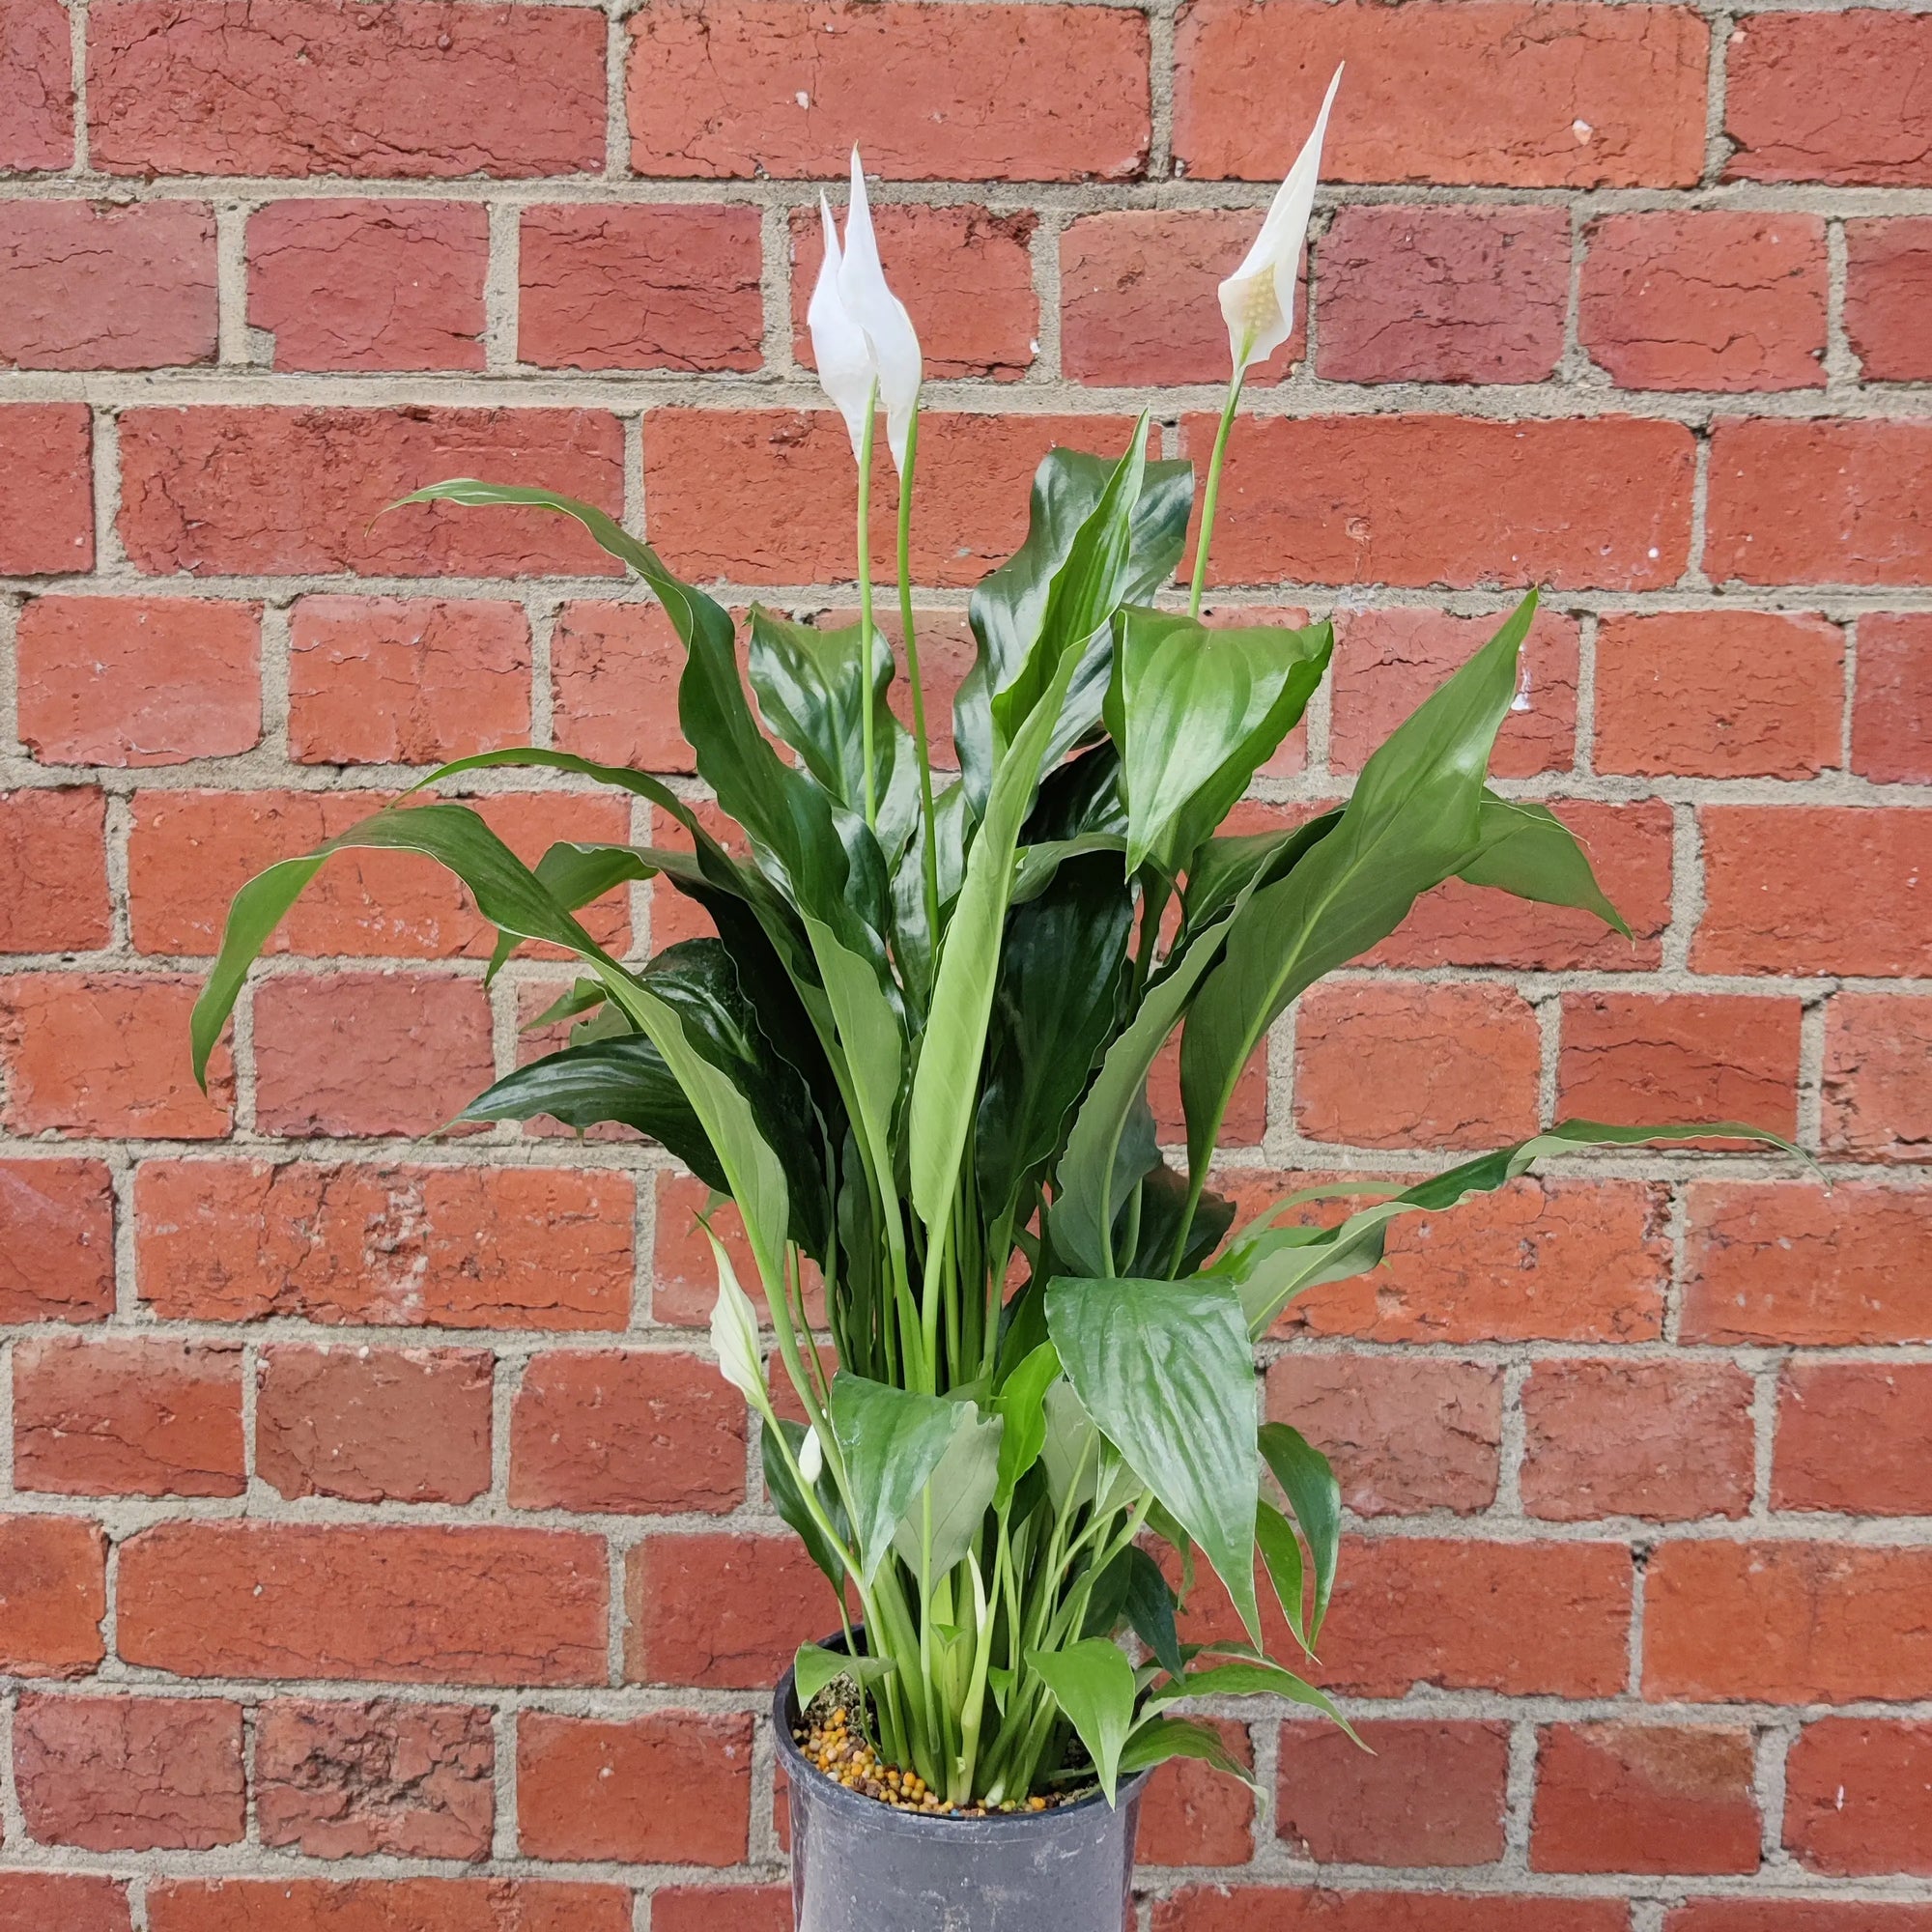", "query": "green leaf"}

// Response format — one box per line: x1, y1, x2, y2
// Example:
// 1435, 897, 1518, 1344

976, 850, 1134, 1231
1121, 1161, 1234, 1280
1257, 1424, 1342, 1645
1026, 1638, 1138, 1804
1119, 1716, 1251, 1783
1108, 610, 1332, 874
1145, 1660, 1360, 1743
892, 1400, 1003, 1580
764, 1419, 852, 1592
1254, 1496, 1309, 1655
1047, 1274, 1263, 1647
993, 1342, 1062, 1512
1179, 592, 1541, 1185
829, 1373, 971, 1584
1122, 1546, 1185, 1682
1460, 791, 1631, 936
794, 1640, 895, 1711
